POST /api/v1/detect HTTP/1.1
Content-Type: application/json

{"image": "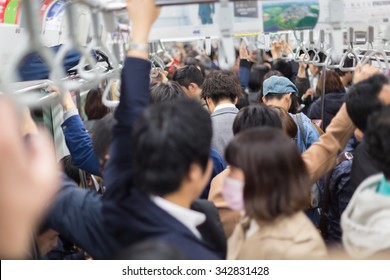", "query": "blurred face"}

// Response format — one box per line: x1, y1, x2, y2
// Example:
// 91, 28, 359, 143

189, 159, 213, 199
308, 64, 320, 76
227, 166, 245, 184
379, 84, 390, 105
36, 229, 59, 256
205, 97, 216, 113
